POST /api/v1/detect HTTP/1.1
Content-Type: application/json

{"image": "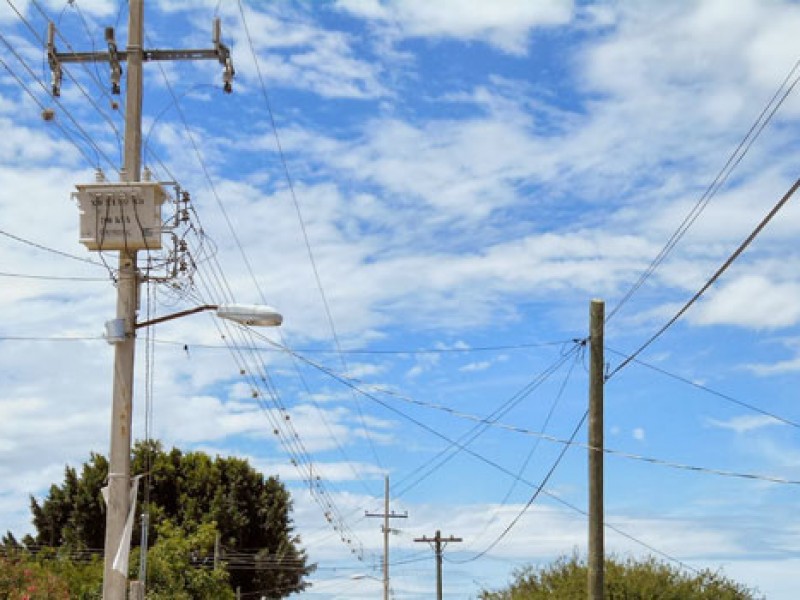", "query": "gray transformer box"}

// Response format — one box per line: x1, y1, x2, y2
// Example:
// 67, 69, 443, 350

74, 182, 166, 251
